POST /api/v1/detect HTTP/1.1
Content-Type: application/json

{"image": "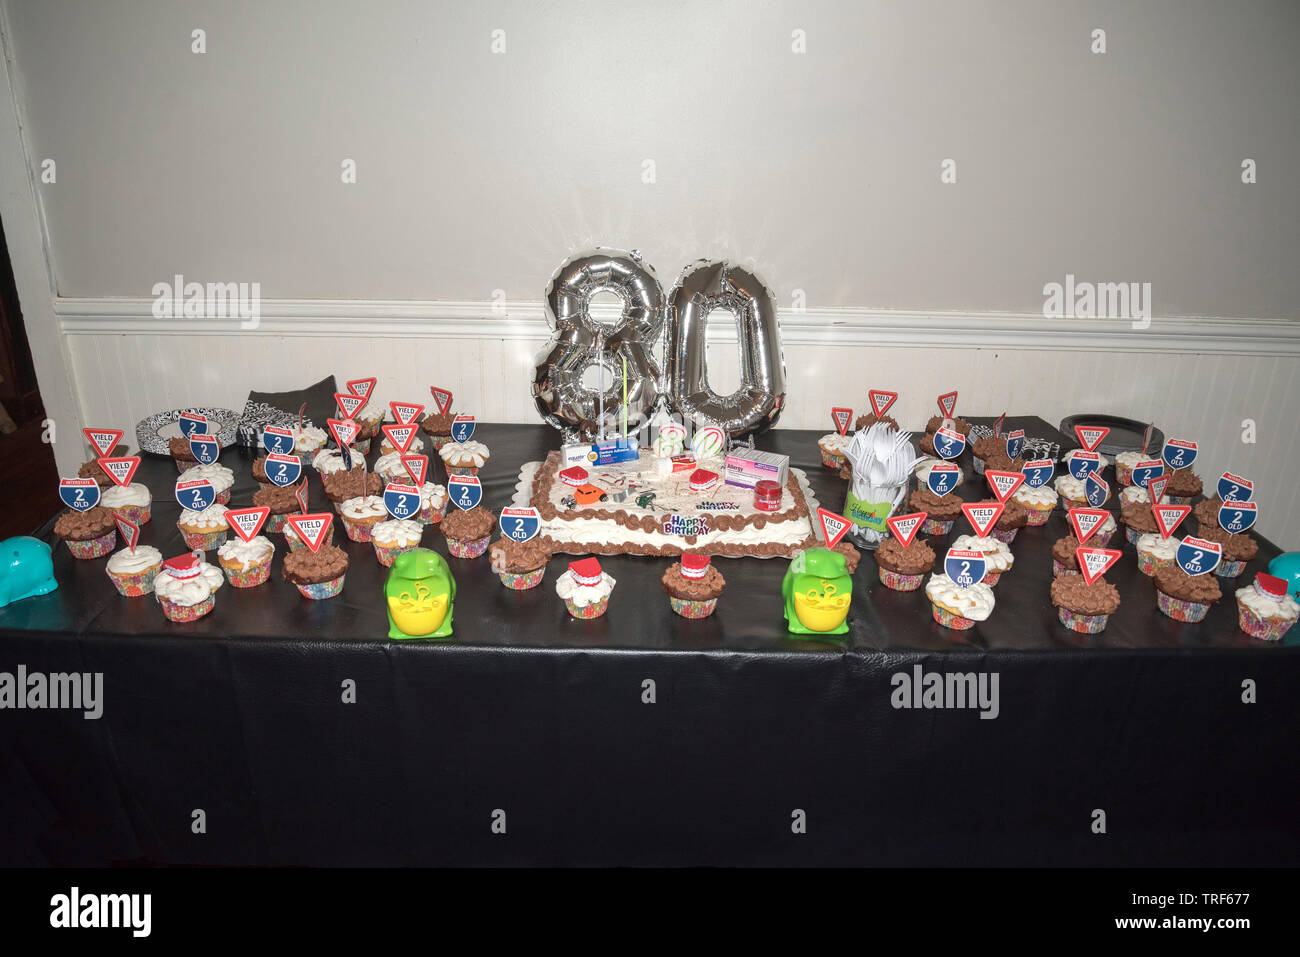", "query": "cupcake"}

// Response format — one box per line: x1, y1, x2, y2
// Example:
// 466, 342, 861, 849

1120, 501, 1159, 545
176, 503, 229, 551
1195, 524, 1258, 578
216, 535, 275, 587
817, 432, 852, 470
831, 539, 862, 574
371, 518, 425, 567
353, 400, 386, 453
918, 416, 971, 457
310, 448, 365, 477
339, 495, 387, 542
253, 483, 303, 534
1012, 482, 1058, 526
167, 435, 200, 472
876, 536, 937, 591
1073, 511, 1118, 547
282, 543, 349, 599
1119, 484, 1150, 506
154, 553, 224, 622
381, 433, 426, 457
1051, 535, 1083, 577
854, 411, 901, 433
1154, 565, 1222, 622
54, 507, 117, 559
970, 435, 1023, 475
283, 519, 334, 552
907, 487, 964, 535
290, 425, 328, 463
925, 573, 995, 630
1135, 532, 1179, 577
1054, 474, 1099, 510
178, 462, 235, 505
323, 469, 383, 511
972, 497, 1028, 544
1164, 469, 1203, 505
1063, 449, 1110, 474
950, 533, 1013, 585
439, 439, 489, 476
1114, 451, 1146, 486
105, 544, 163, 596
100, 482, 153, 525
661, 553, 725, 617
1051, 572, 1121, 634
420, 408, 457, 450
556, 557, 616, 619
374, 451, 409, 483
976, 449, 1026, 475
440, 505, 495, 558
914, 458, 963, 490
488, 534, 553, 589
1235, 575, 1300, 641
